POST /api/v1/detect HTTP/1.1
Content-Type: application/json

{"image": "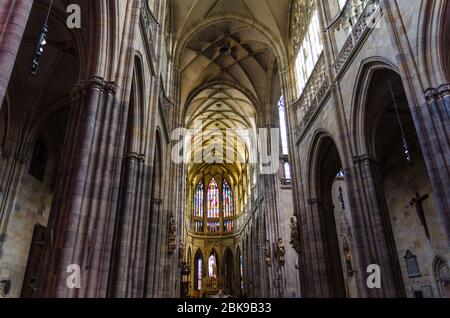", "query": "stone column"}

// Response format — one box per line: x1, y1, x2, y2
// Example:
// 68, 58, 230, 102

144, 197, 162, 297
38, 76, 127, 298
350, 155, 405, 298
412, 85, 450, 242
109, 153, 149, 298
0, 0, 33, 107
302, 198, 339, 298
0, 152, 27, 255
381, 0, 450, 244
